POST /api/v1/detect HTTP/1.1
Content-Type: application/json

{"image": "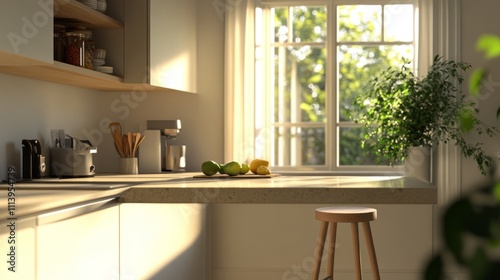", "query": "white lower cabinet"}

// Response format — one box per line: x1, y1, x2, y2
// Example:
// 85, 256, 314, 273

119, 203, 207, 280
36, 200, 120, 280
0, 217, 37, 280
